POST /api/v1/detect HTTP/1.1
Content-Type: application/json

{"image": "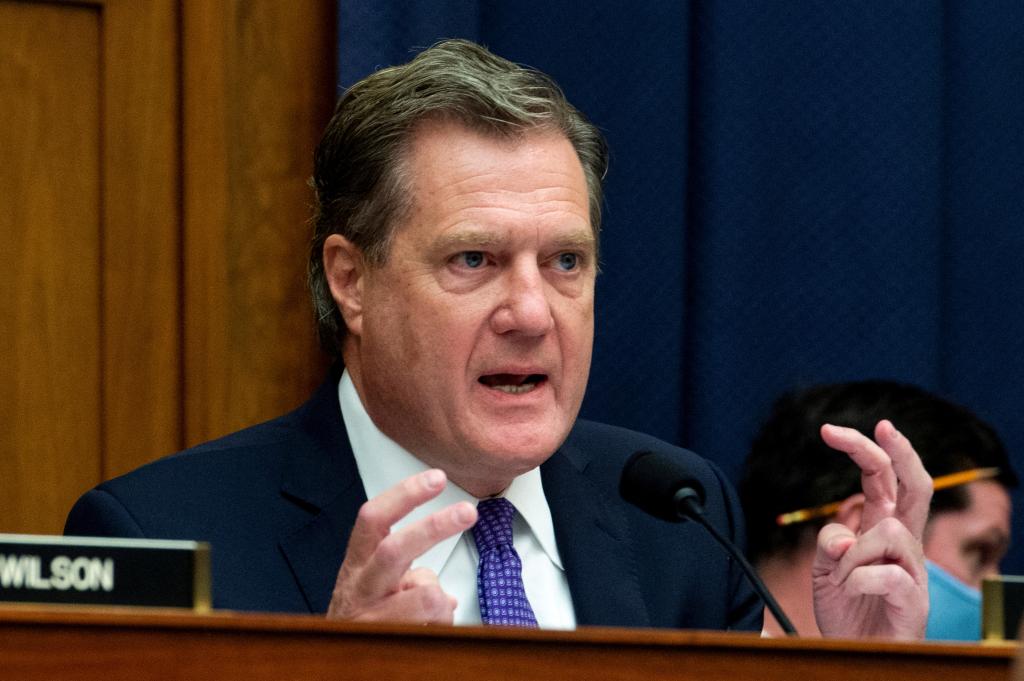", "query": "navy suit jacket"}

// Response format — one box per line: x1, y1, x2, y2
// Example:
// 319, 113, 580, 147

65, 376, 762, 631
